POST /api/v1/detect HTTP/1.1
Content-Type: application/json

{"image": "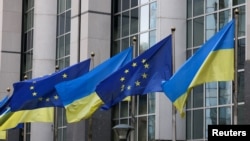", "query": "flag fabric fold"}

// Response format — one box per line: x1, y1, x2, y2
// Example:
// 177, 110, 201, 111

161, 20, 235, 116
96, 35, 172, 110
55, 47, 132, 122
9, 58, 91, 111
